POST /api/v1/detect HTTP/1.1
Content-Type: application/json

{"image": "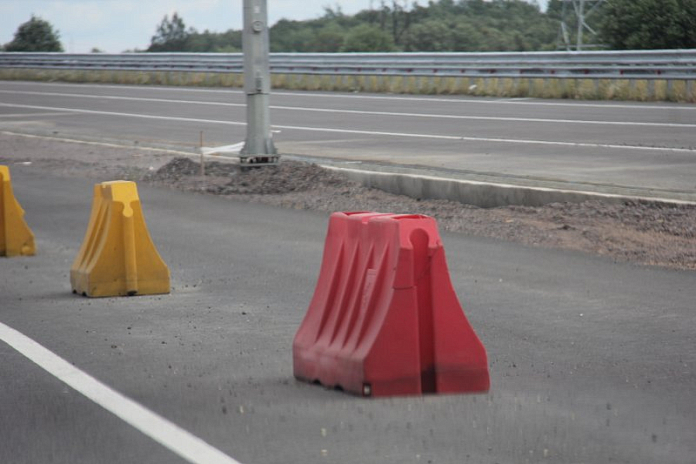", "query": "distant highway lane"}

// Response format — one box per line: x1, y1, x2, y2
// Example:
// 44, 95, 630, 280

0, 80, 695, 194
